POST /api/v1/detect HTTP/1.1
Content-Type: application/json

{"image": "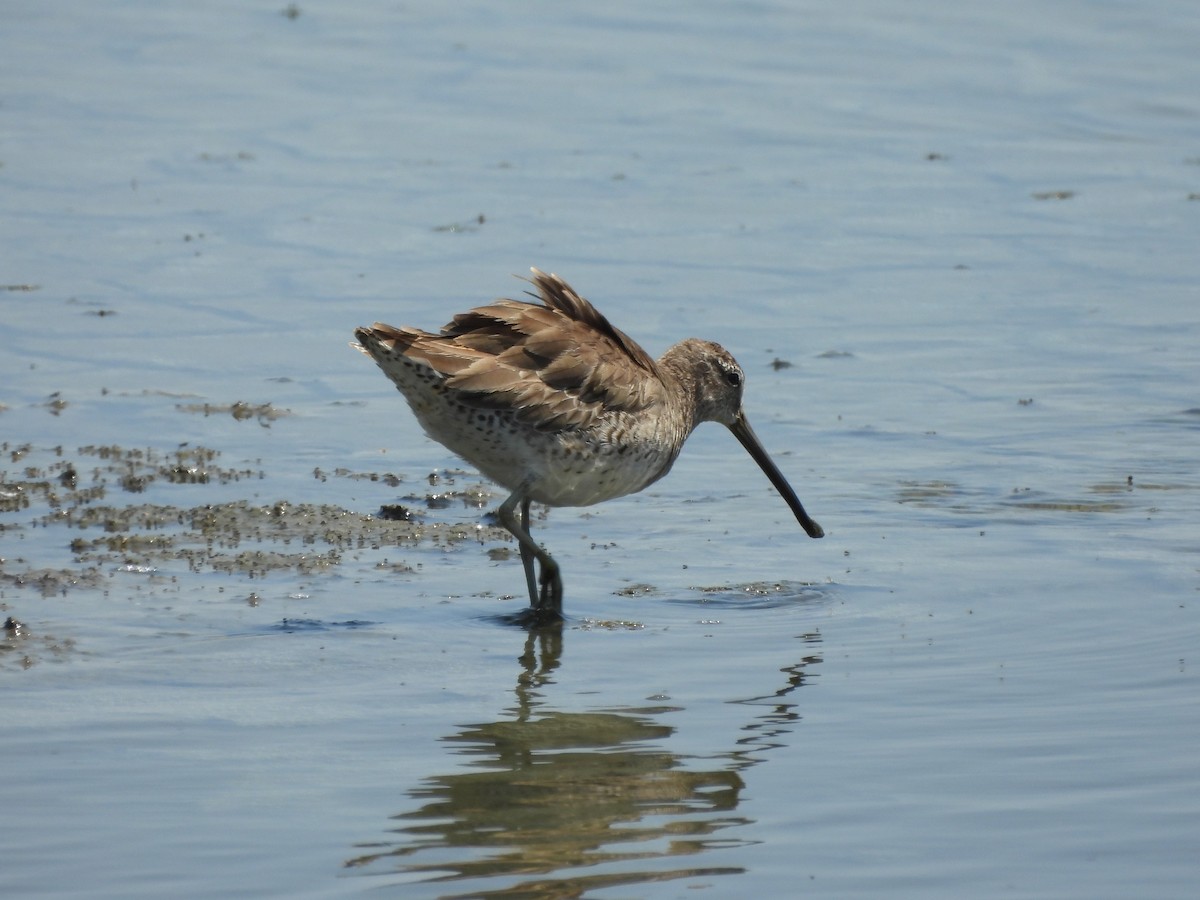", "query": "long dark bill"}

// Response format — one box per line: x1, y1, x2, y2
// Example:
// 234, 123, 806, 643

729, 413, 824, 539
